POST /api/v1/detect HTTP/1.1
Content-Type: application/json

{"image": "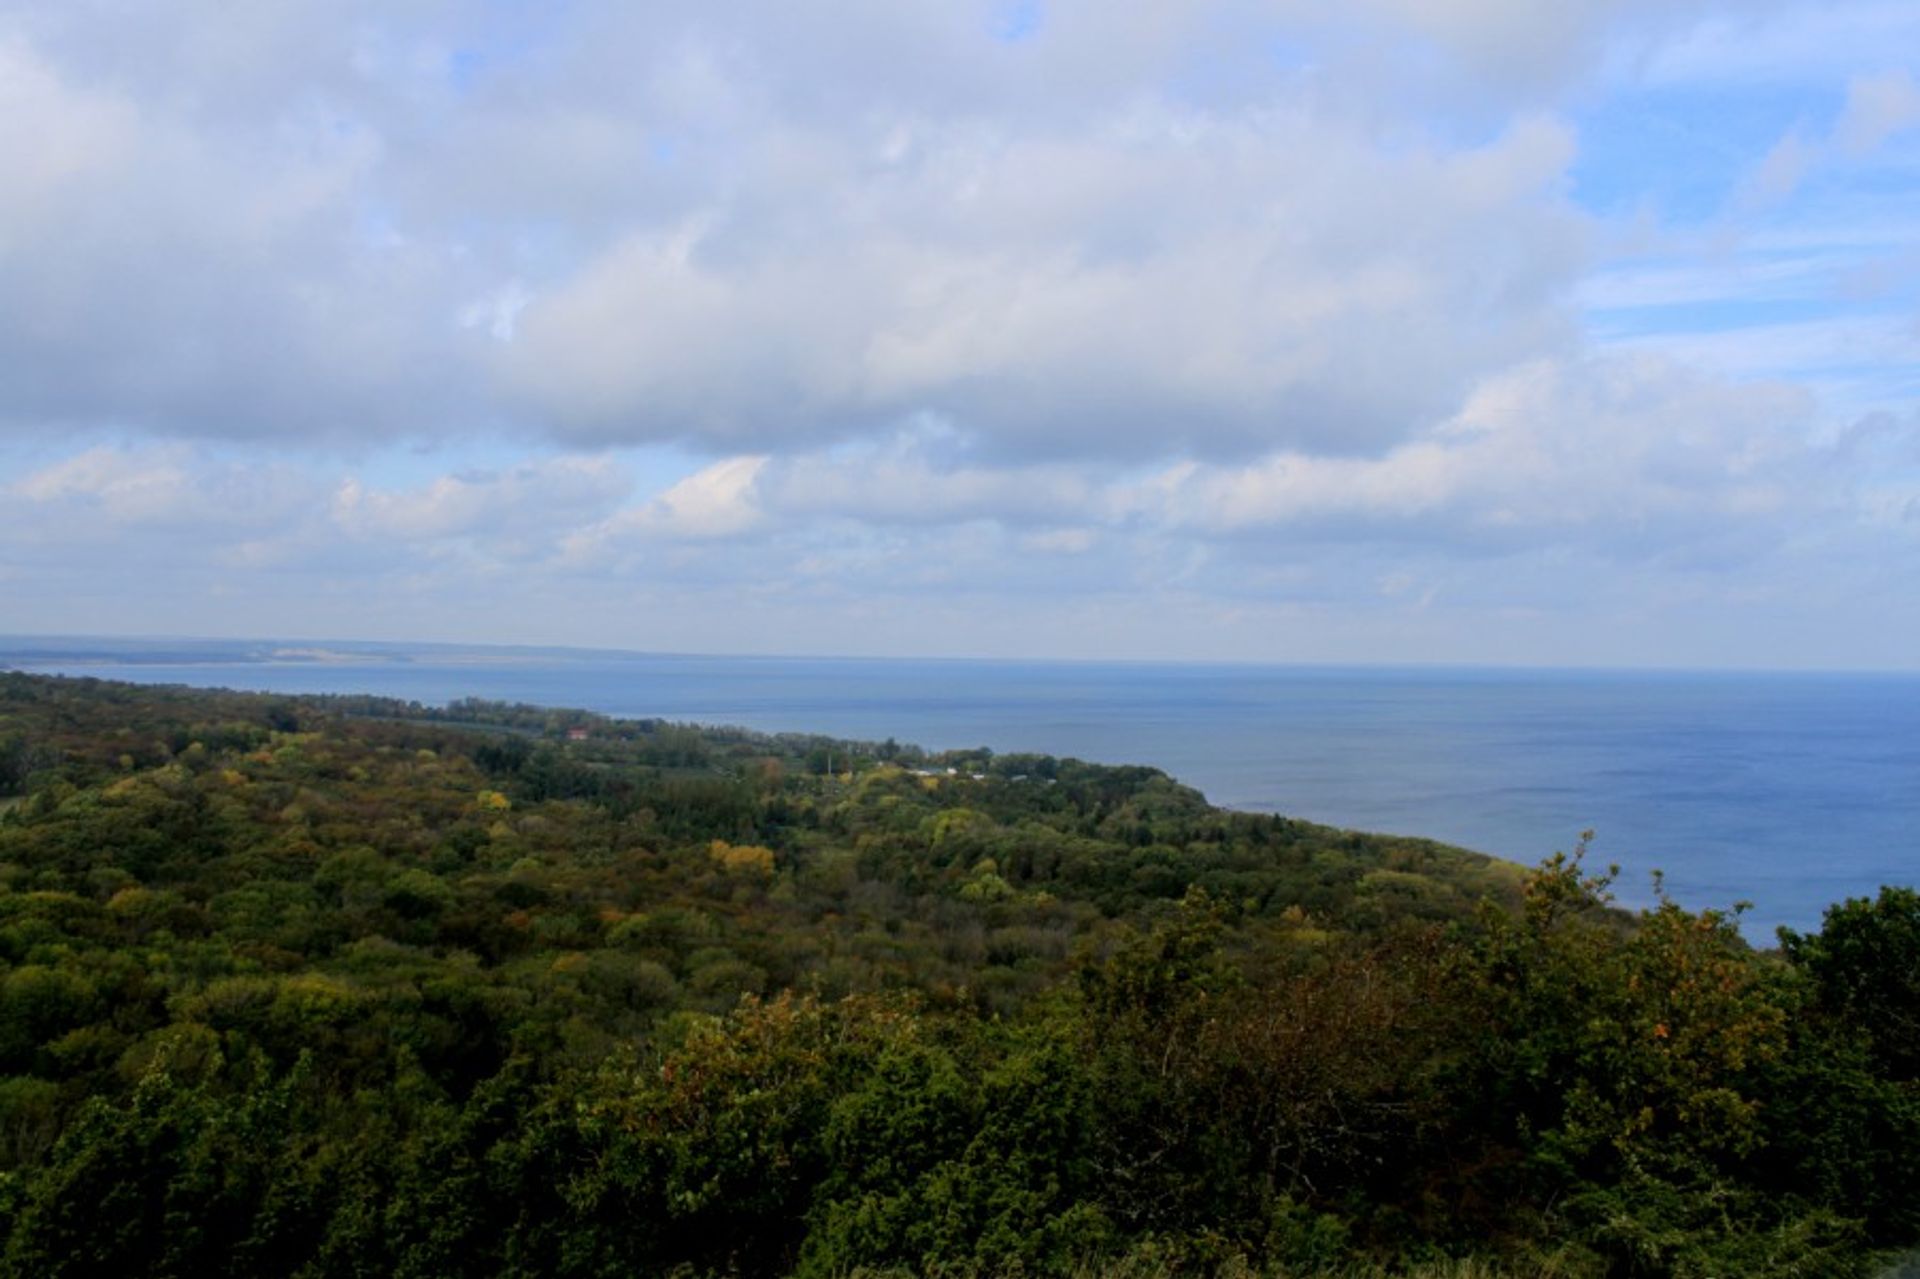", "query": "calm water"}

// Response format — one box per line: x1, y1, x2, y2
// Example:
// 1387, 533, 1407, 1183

8, 644, 1919, 939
